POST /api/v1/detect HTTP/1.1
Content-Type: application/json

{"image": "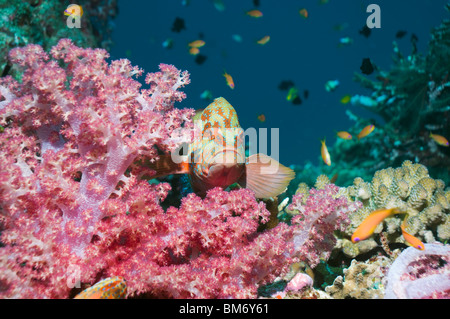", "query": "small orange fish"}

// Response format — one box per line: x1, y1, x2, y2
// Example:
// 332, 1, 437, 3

336, 131, 352, 140
340, 95, 351, 104
188, 40, 205, 48
256, 35, 270, 45
223, 71, 235, 89
320, 139, 331, 166
299, 8, 308, 18
189, 47, 200, 55
357, 124, 375, 140
429, 133, 449, 147
74, 276, 127, 299
64, 4, 83, 17
401, 219, 425, 250
246, 9, 263, 18
351, 208, 400, 243
257, 114, 266, 122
